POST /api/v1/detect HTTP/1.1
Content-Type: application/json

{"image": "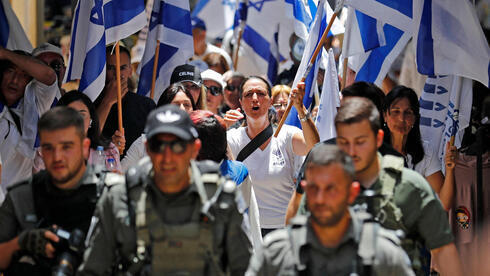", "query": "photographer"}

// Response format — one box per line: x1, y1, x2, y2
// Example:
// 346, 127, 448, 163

0, 107, 123, 275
